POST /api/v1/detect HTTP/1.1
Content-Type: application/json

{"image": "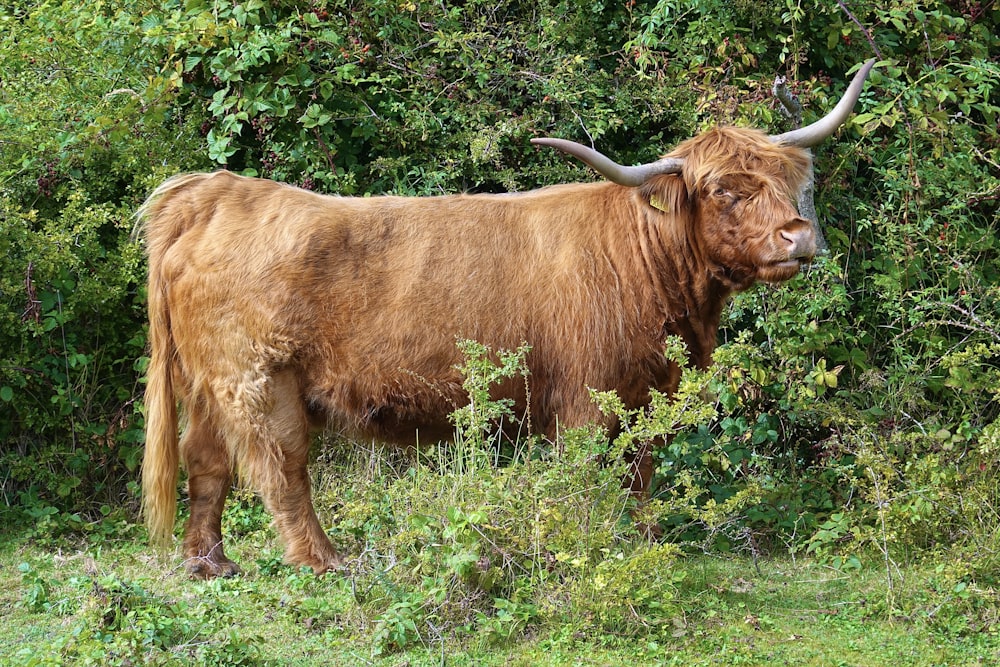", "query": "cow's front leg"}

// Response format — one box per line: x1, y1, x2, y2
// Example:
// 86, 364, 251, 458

624, 440, 663, 539
625, 440, 654, 499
